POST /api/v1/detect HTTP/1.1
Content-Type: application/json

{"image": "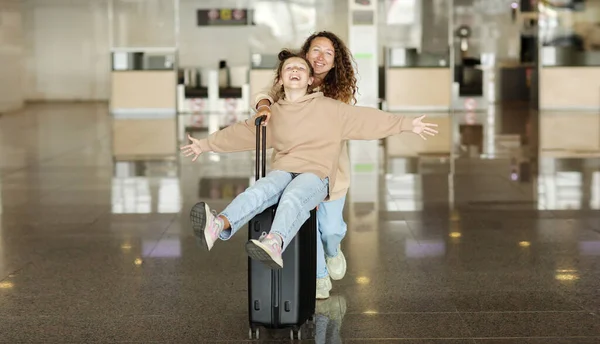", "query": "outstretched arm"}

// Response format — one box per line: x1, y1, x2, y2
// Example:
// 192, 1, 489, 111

180, 116, 271, 161
338, 102, 438, 141
252, 84, 281, 126
253, 86, 276, 110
